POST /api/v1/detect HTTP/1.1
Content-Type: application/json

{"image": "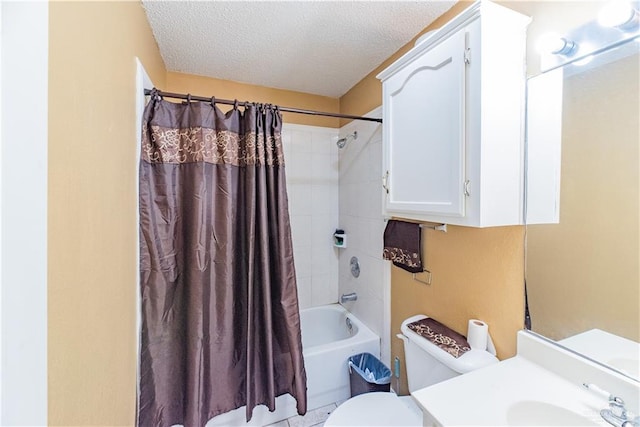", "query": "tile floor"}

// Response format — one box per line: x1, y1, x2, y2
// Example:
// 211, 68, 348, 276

264, 403, 338, 427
